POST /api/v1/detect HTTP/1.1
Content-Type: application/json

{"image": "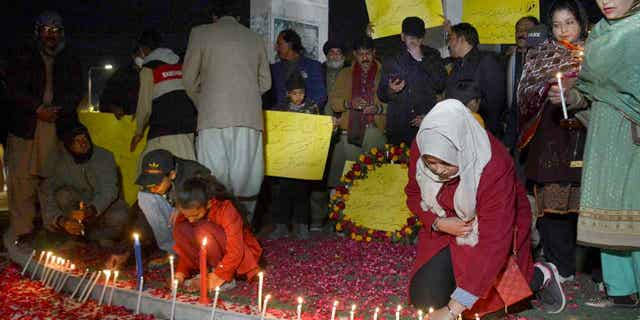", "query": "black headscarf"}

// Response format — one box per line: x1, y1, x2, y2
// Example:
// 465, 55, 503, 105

61, 123, 94, 164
